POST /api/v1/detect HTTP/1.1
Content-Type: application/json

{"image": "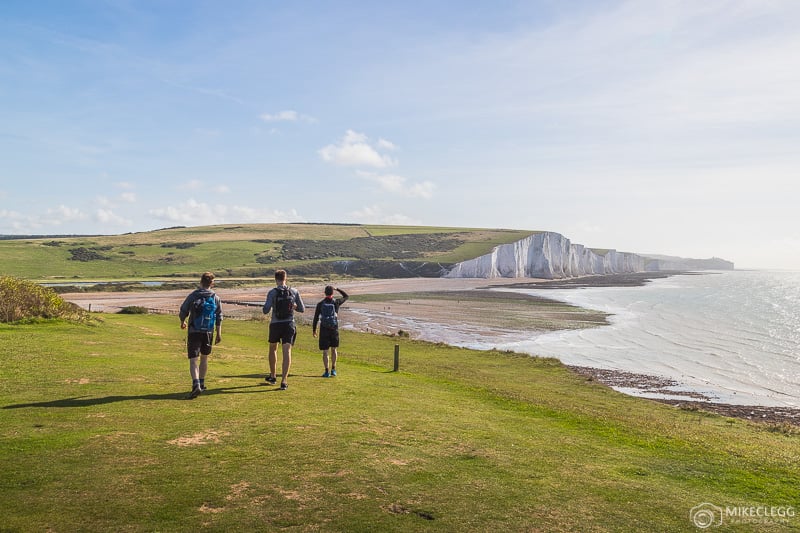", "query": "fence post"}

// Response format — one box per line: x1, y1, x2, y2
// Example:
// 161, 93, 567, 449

393, 344, 400, 372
